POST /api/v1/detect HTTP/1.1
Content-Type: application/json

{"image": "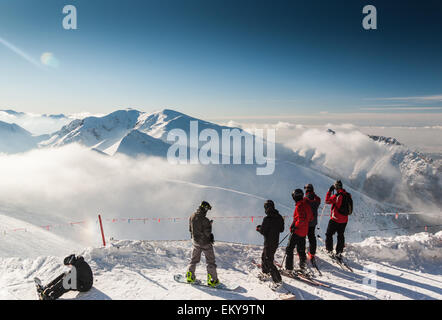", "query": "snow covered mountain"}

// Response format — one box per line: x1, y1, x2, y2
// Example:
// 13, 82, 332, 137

0, 120, 48, 154
365, 135, 442, 210
287, 128, 442, 213
39, 108, 246, 158
0, 109, 97, 135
